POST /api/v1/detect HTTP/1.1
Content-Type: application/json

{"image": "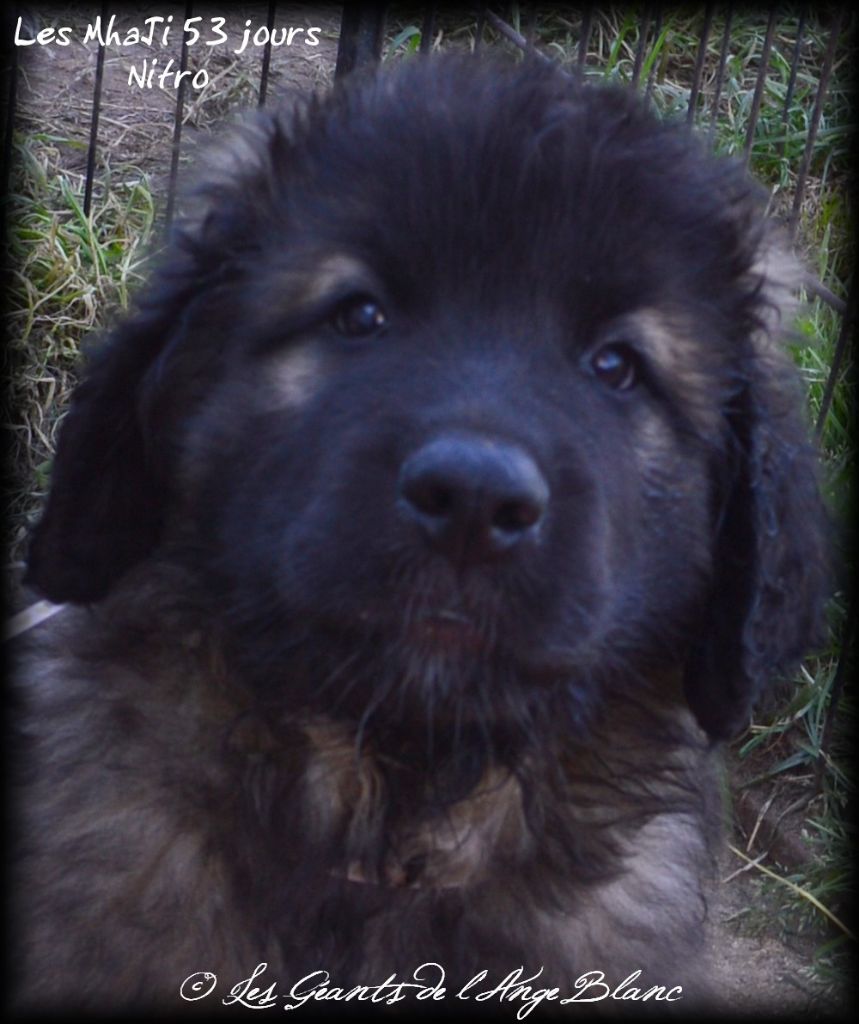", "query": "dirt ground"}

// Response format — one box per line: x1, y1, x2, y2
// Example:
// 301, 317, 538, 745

8, 6, 849, 1019
10, 4, 340, 186
708, 841, 842, 1017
